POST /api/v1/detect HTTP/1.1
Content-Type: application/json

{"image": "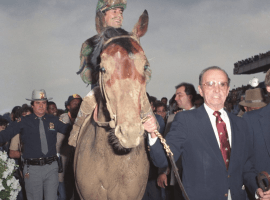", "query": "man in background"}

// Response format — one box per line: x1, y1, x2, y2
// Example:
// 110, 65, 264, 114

57, 94, 82, 200
47, 101, 58, 116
